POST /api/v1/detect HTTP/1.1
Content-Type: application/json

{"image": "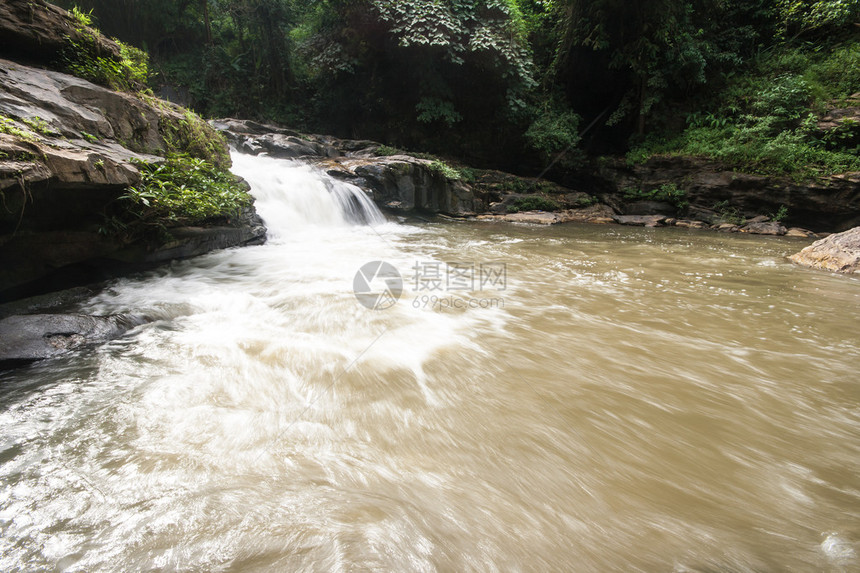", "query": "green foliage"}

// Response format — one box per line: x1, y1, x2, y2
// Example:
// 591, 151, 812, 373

0, 116, 38, 142
712, 200, 745, 225
375, 145, 402, 156
623, 183, 689, 209
524, 105, 582, 165
416, 97, 463, 127
771, 204, 789, 222
507, 195, 560, 213
157, 108, 231, 168
117, 155, 251, 233
776, 0, 860, 39
69, 5, 93, 28
21, 117, 57, 137
61, 7, 149, 92
81, 131, 99, 143
629, 38, 860, 179
429, 160, 463, 180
